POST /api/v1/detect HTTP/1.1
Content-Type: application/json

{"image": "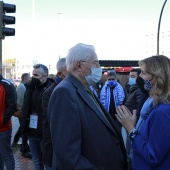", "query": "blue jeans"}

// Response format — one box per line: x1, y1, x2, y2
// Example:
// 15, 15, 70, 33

0, 130, 15, 170
28, 136, 44, 170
